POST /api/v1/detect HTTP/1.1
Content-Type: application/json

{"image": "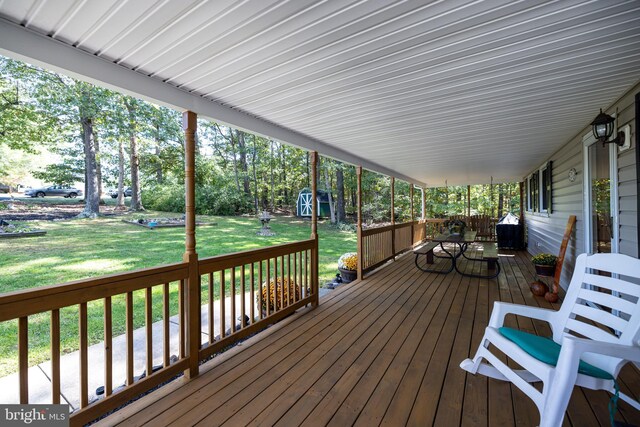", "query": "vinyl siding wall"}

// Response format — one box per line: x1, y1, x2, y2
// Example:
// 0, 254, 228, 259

524, 82, 639, 290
